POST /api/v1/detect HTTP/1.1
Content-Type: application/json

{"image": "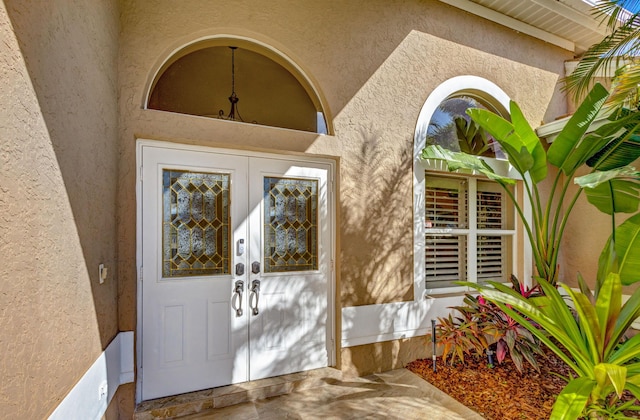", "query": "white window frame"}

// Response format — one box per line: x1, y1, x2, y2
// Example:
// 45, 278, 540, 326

424, 173, 517, 294
413, 76, 532, 298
